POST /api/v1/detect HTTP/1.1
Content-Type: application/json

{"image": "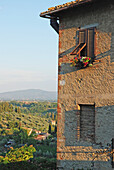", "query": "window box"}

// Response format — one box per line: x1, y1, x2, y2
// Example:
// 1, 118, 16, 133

70, 26, 96, 68
70, 56, 92, 68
